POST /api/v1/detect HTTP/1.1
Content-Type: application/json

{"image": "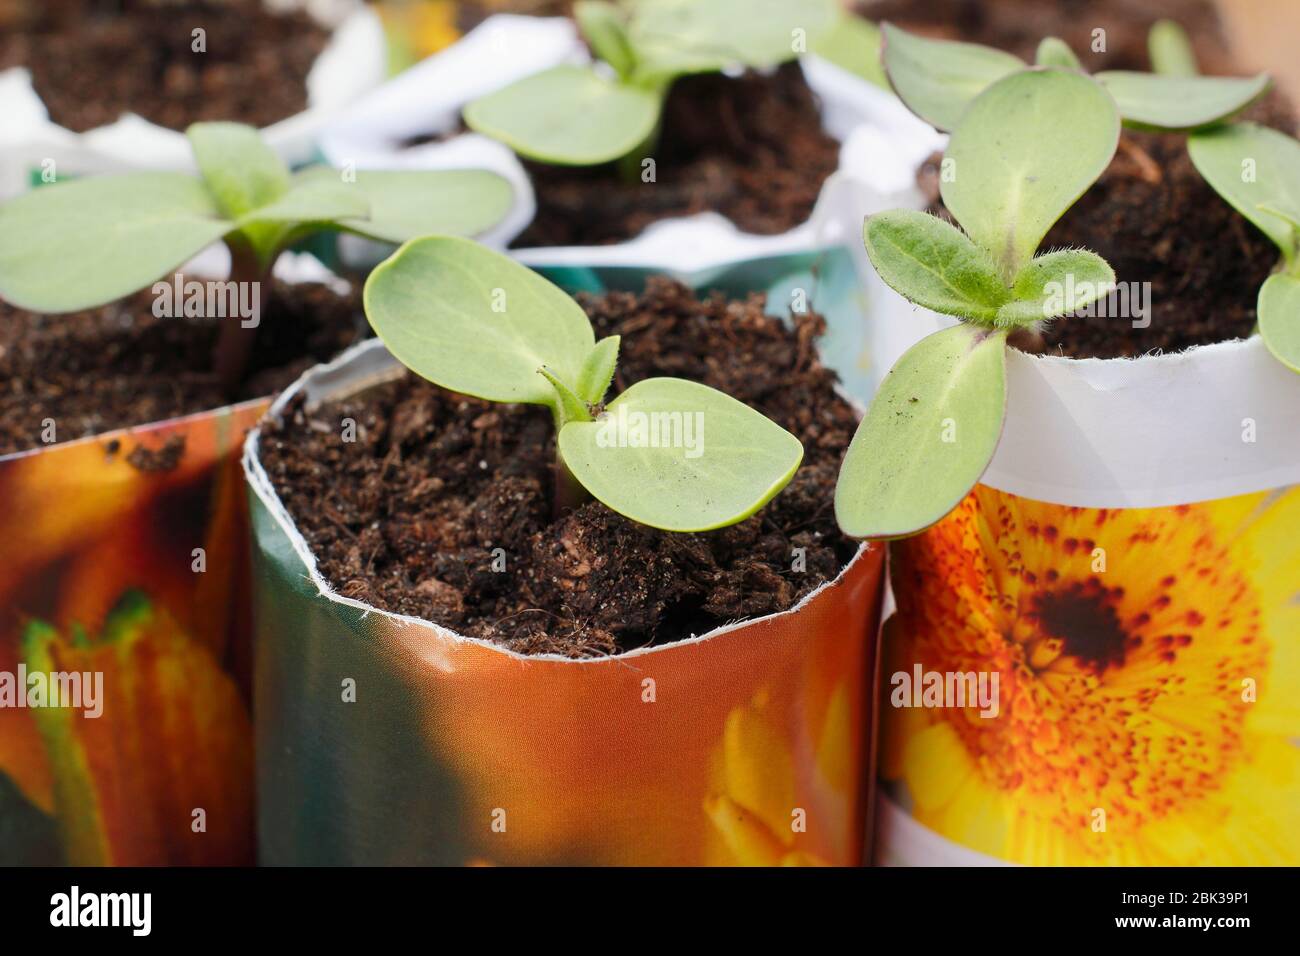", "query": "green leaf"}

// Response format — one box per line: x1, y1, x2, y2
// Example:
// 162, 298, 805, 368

464, 64, 662, 165
538, 366, 594, 426
1188, 122, 1300, 261
628, 0, 839, 79
295, 167, 515, 244
1258, 273, 1300, 373
811, 15, 888, 90
996, 249, 1117, 326
558, 377, 803, 532
834, 324, 1007, 539
1148, 19, 1198, 77
0, 173, 231, 312
574, 0, 636, 79
577, 335, 620, 405
364, 236, 594, 411
942, 69, 1120, 278
186, 122, 290, 219
1035, 37, 1081, 70
881, 23, 1024, 131
238, 175, 371, 226
863, 210, 1008, 322
1096, 72, 1269, 130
